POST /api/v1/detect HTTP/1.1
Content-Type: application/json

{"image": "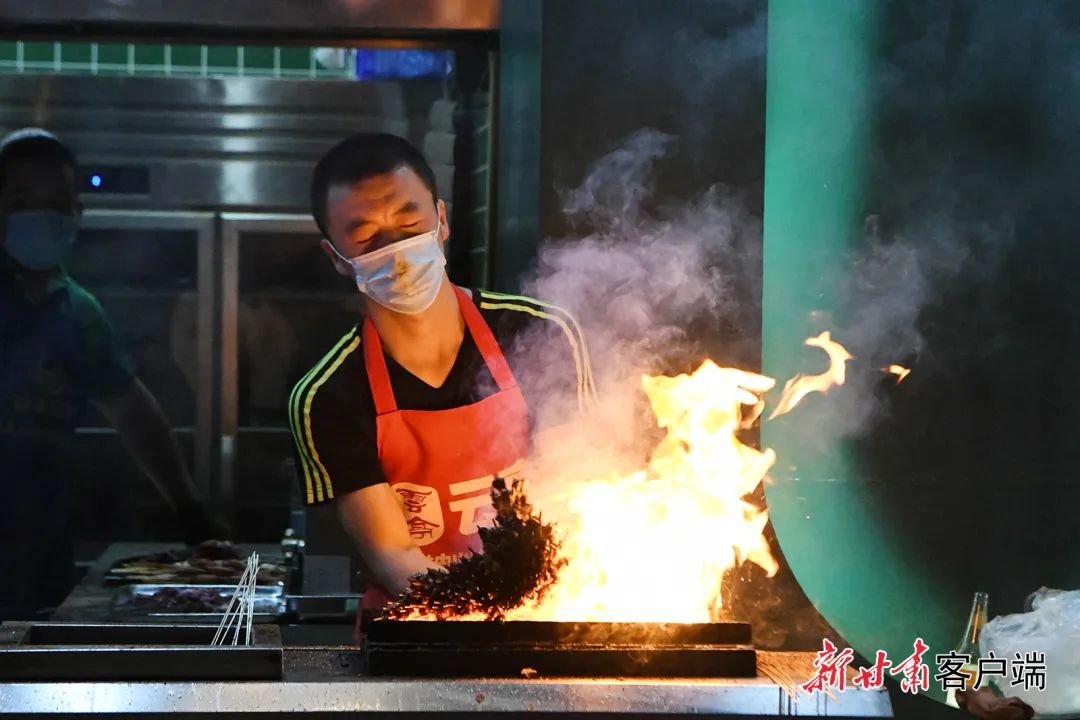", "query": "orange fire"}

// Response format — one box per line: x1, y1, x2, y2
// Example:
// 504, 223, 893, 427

496, 334, 856, 623
883, 364, 911, 383
769, 332, 853, 420
506, 363, 779, 622
396, 334, 875, 623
